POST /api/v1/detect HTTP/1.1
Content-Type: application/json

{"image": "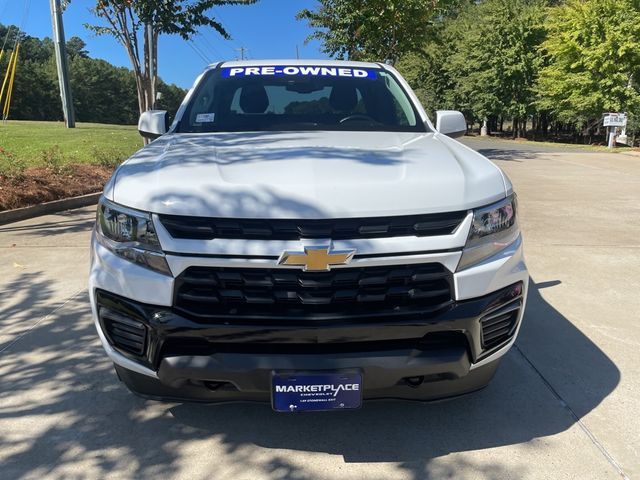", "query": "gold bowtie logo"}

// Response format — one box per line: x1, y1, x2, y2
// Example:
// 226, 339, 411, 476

277, 245, 356, 271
